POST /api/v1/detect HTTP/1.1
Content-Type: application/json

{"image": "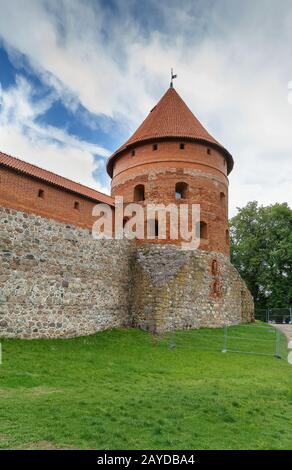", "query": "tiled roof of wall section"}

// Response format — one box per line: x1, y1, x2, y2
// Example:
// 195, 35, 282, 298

0, 151, 114, 205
